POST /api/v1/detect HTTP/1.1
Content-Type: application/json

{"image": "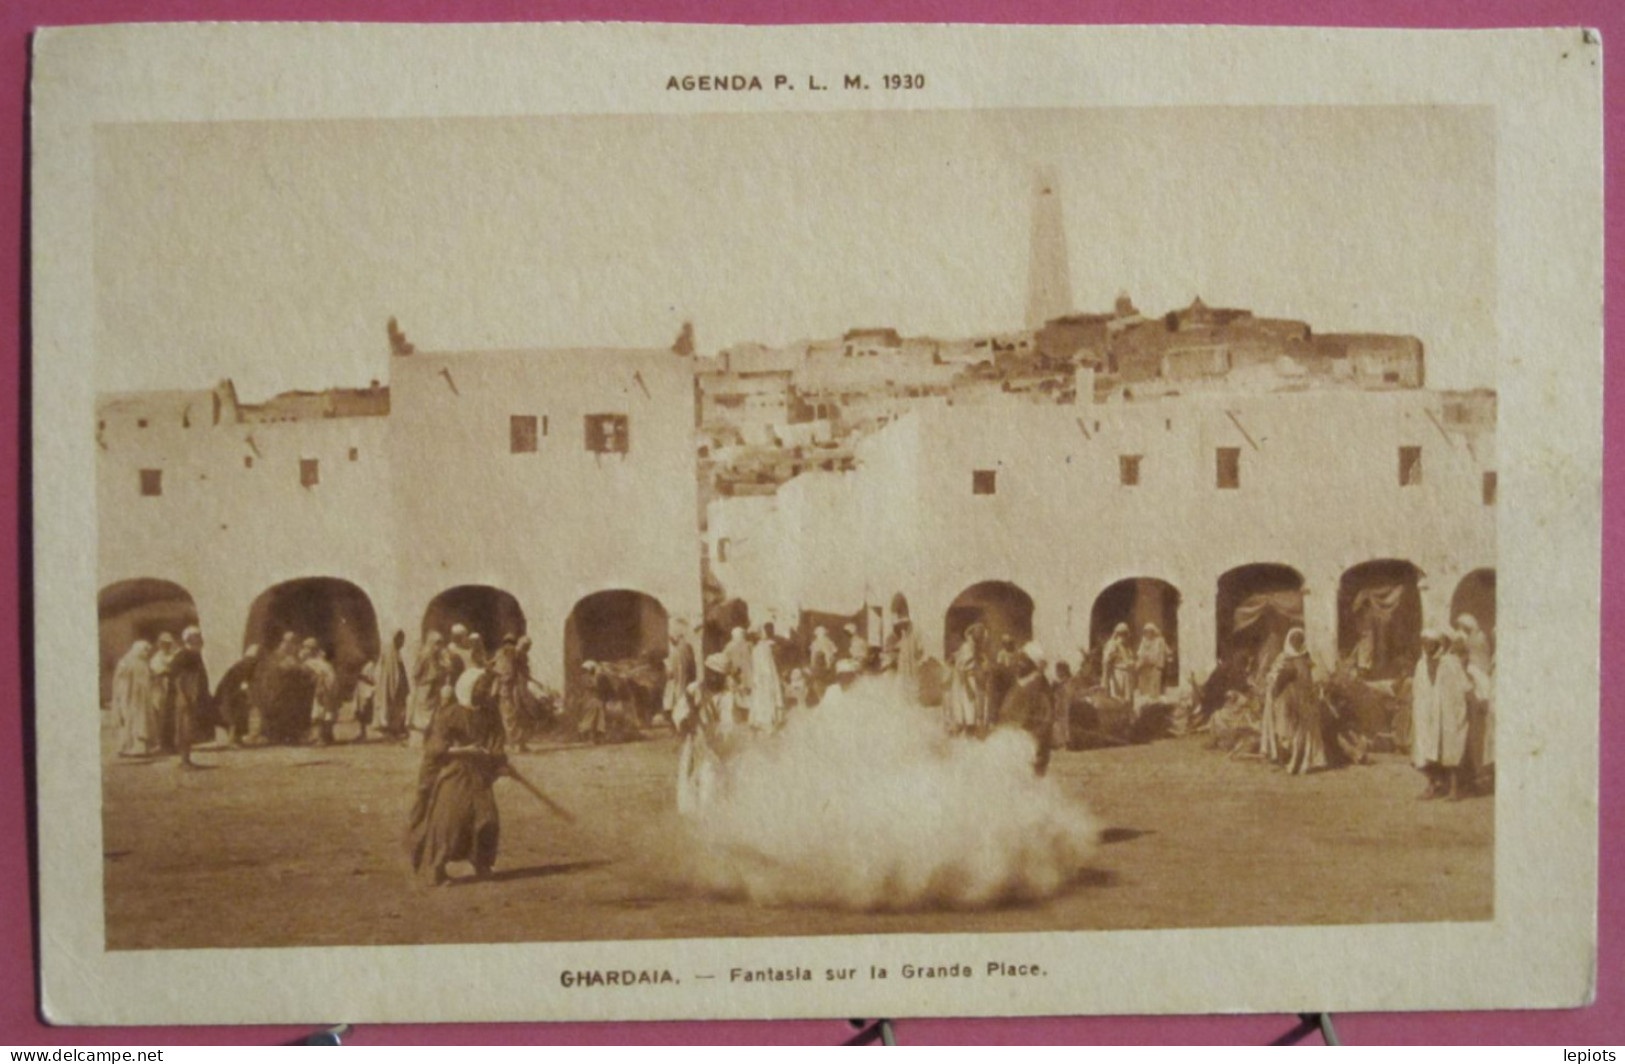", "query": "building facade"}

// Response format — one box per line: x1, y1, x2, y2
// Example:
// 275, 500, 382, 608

97, 346, 703, 698
708, 385, 1496, 682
